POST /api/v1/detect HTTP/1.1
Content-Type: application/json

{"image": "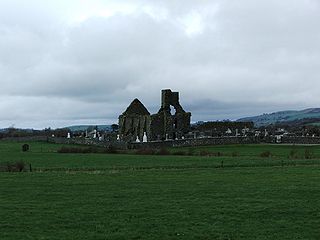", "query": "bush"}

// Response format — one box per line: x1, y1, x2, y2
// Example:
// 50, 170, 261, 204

22, 144, 30, 152
288, 149, 299, 159
260, 151, 272, 158
187, 148, 195, 156
156, 148, 170, 155
106, 146, 119, 154
172, 151, 186, 156
58, 147, 84, 153
304, 148, 314, 159
214, 152, 223, 157
199, 151, 223, 157
135, 148, 156, 155
57, 146, 118, 154
135, 147, 170, 156
0, 161, 26, 172
199, 150, 210, 156
231, 152, 239, 157
15, 161, 26, 172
